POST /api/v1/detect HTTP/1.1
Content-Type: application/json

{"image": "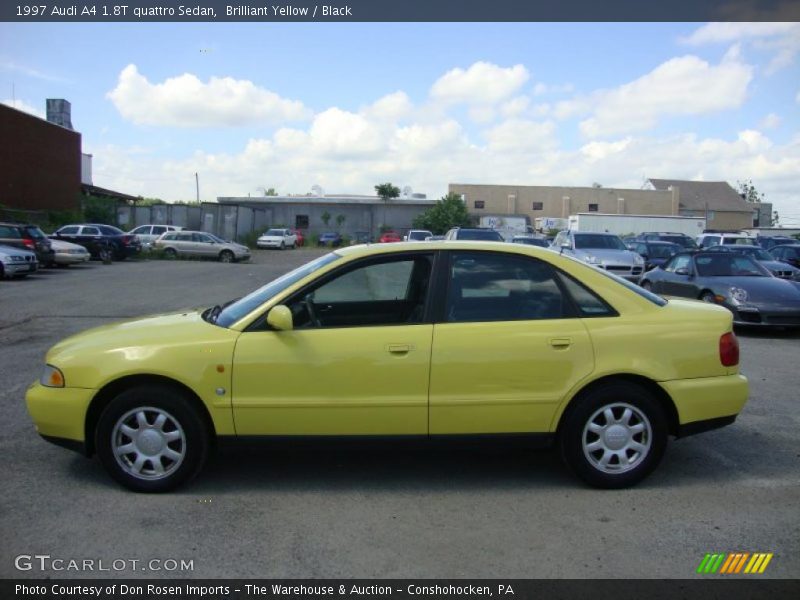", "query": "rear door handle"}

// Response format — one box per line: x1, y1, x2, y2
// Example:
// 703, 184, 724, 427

548, 337, 572, 349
